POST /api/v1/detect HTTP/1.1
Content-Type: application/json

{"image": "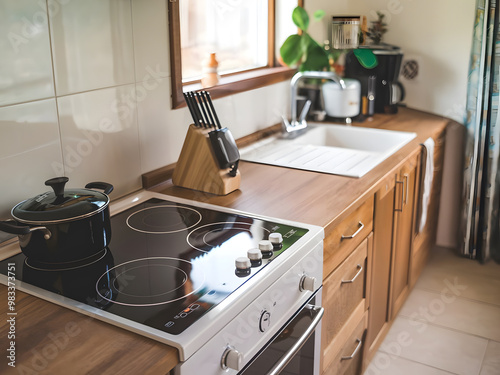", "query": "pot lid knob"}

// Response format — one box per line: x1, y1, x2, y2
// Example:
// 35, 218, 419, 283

45, 177, 69, 198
